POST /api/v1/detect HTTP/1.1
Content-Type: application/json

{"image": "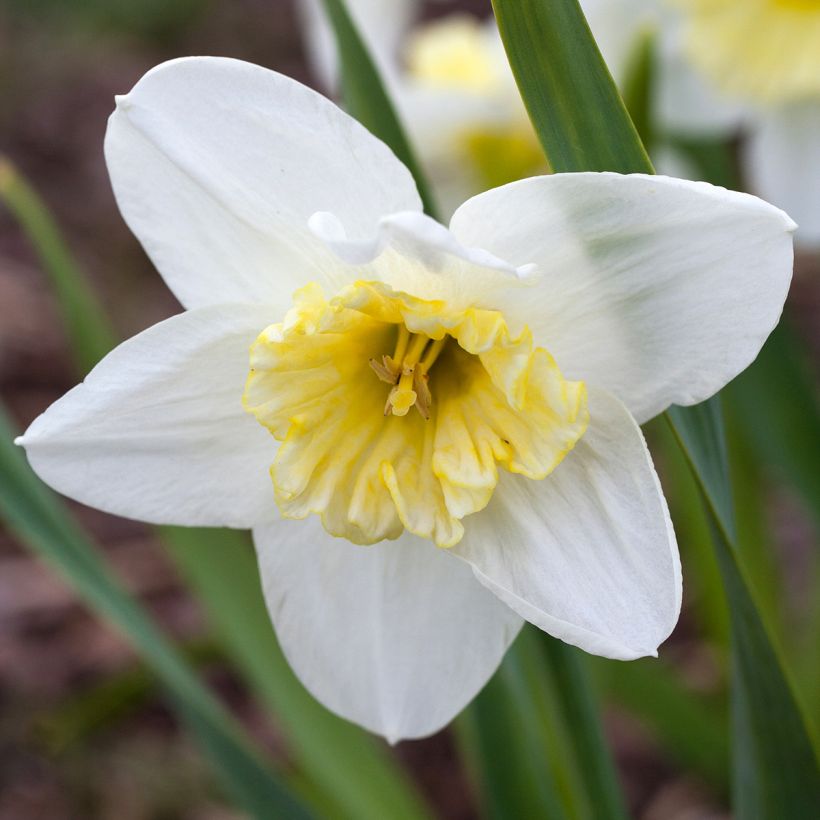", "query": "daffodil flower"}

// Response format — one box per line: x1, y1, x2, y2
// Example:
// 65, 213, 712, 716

301, 1, 544, 213
17, 57, 794, 741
